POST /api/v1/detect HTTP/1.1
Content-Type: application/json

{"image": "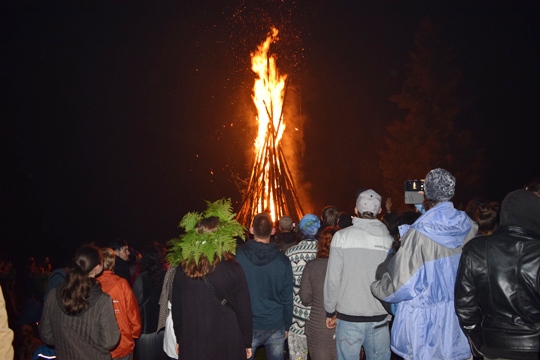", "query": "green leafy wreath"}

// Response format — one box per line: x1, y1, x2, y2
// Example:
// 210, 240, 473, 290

166, 198, 246, 267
